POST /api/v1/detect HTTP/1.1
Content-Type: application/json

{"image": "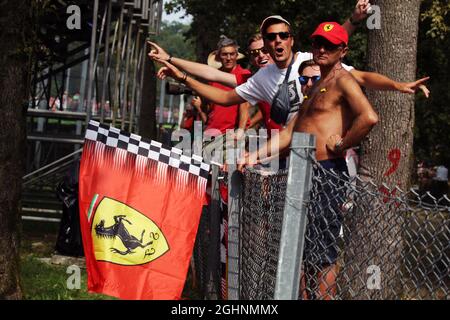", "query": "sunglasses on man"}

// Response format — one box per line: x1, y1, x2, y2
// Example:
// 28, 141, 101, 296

299, 75, 321, 86
264, 32, 291, 41
249, 47, 269, 57
311, 38, 344, 52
